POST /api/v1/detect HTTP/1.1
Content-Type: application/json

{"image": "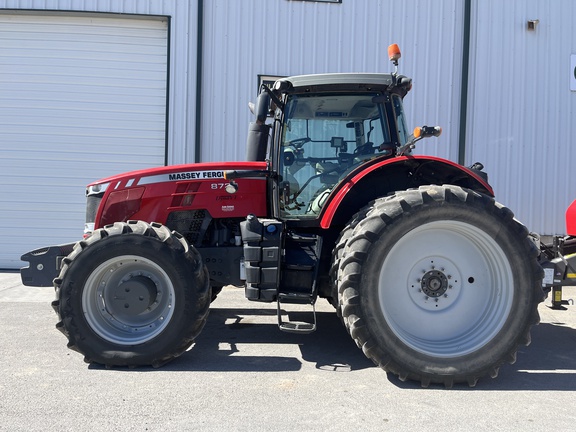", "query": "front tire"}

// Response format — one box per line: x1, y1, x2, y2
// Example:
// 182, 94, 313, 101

336, 185, 543, 387
53, 221, 210, 367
